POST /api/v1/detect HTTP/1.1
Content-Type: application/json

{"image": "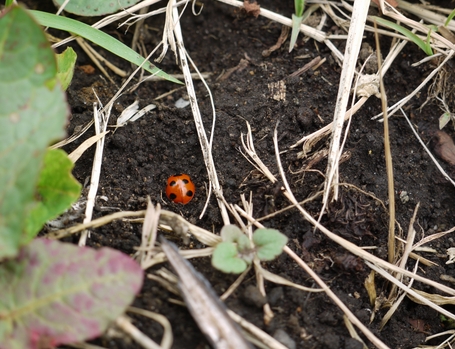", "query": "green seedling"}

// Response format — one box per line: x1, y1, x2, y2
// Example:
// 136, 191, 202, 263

212, 225, 288, 274
373, 16, 434, 56
289, 0, 306, 53
288, 1, 318, 53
